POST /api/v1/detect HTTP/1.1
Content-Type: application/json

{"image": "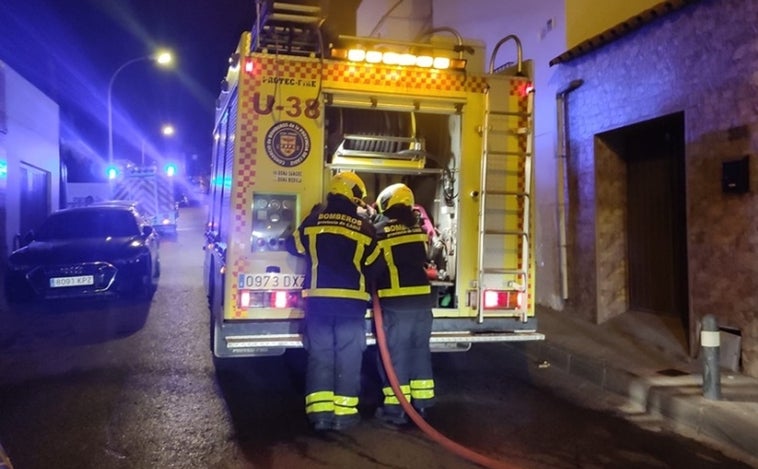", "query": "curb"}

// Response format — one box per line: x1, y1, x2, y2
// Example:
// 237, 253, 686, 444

514, 340, 758, 464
